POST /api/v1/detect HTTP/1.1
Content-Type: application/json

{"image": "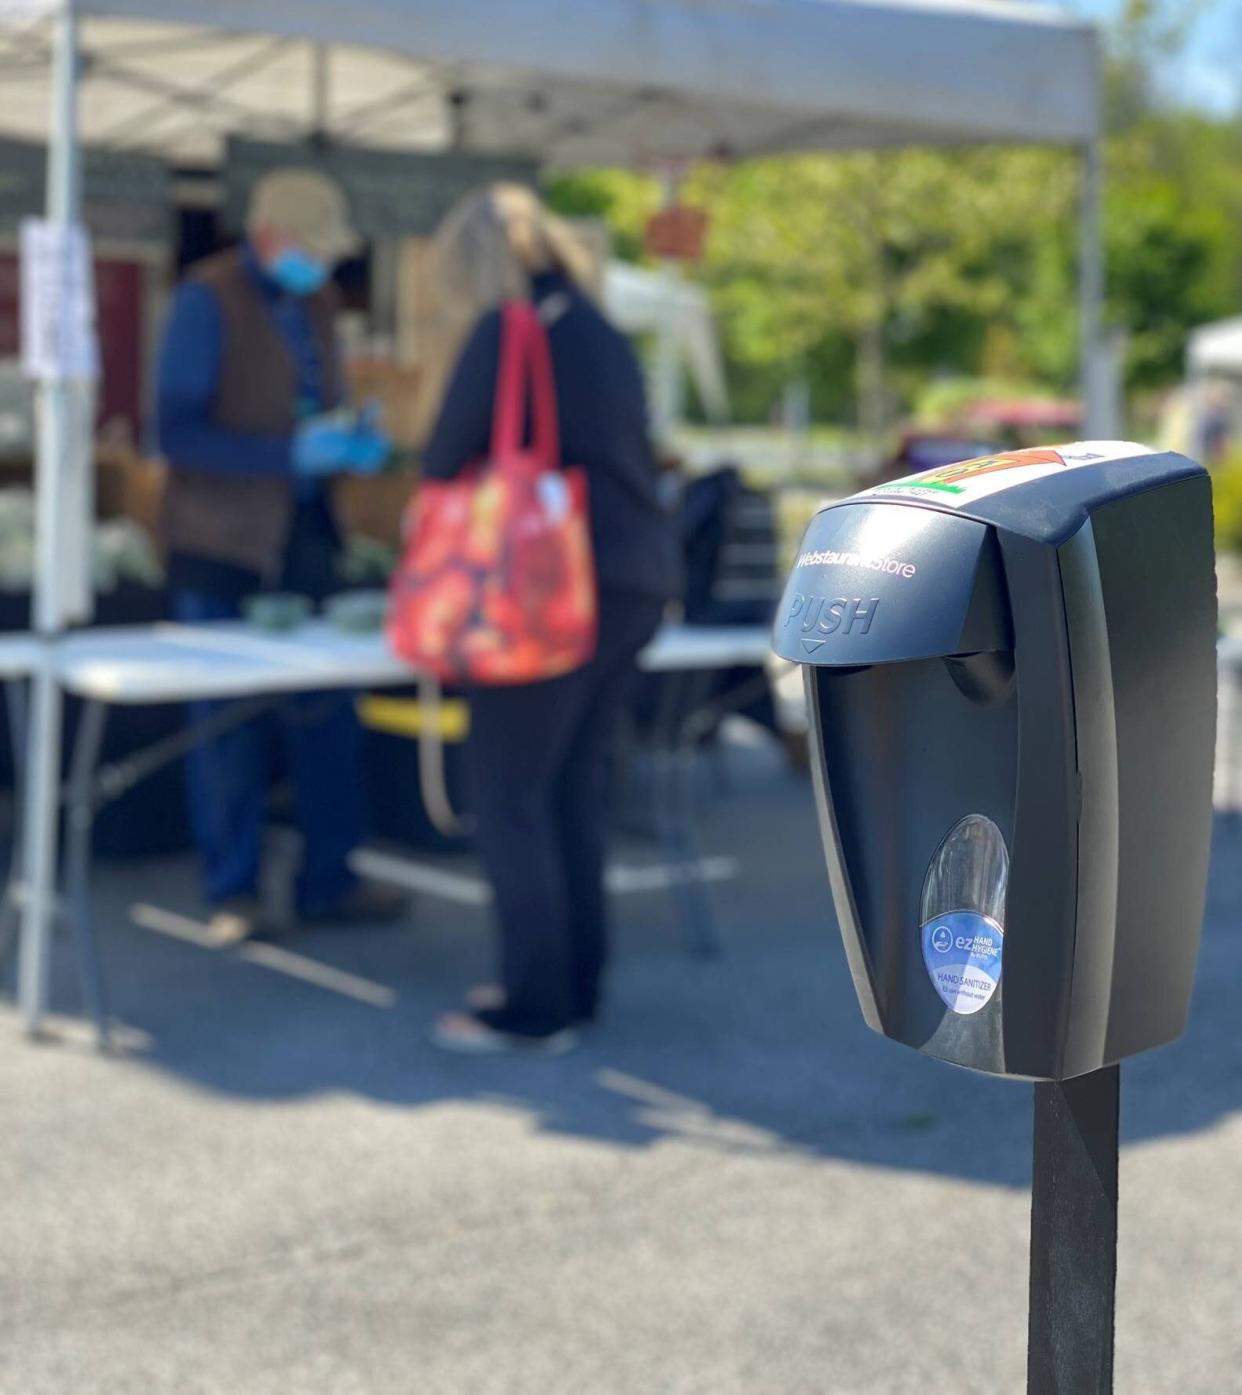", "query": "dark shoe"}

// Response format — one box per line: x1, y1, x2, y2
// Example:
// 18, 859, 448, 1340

430, 1011, 579, 1057
206, 894, 287, 946
300, 881, 410, 927
466, 983, 597, 1024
